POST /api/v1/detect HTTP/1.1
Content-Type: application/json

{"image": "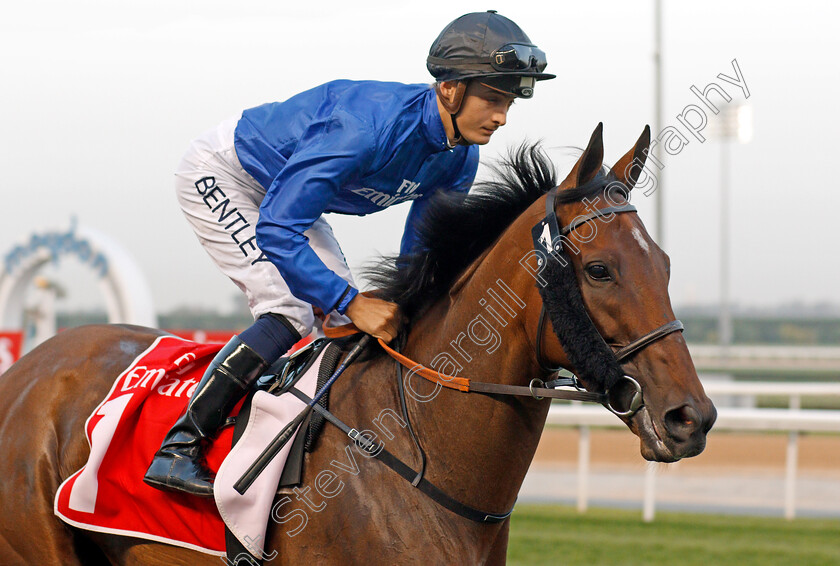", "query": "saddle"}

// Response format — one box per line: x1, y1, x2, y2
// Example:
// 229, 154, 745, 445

53, 333, 352, 564
232, 338, 343, 486
220, 337, 345, 564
